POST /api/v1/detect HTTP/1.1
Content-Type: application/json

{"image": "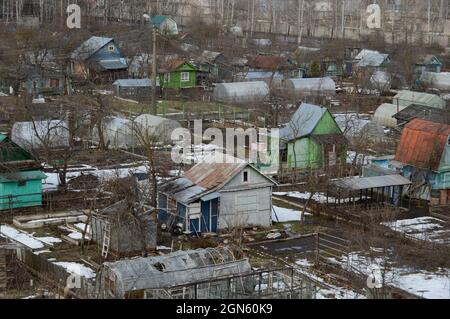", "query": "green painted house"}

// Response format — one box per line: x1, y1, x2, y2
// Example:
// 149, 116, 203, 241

280, 103, 347, 170
0, 134, 46, 210
159, 60, 197, 89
